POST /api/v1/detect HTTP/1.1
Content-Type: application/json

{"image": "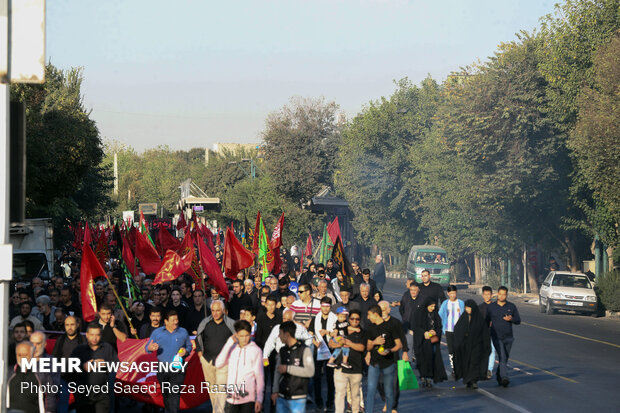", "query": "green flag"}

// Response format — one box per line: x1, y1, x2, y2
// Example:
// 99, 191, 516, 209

257, 217, 273, 281
318, 224, 333, 266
